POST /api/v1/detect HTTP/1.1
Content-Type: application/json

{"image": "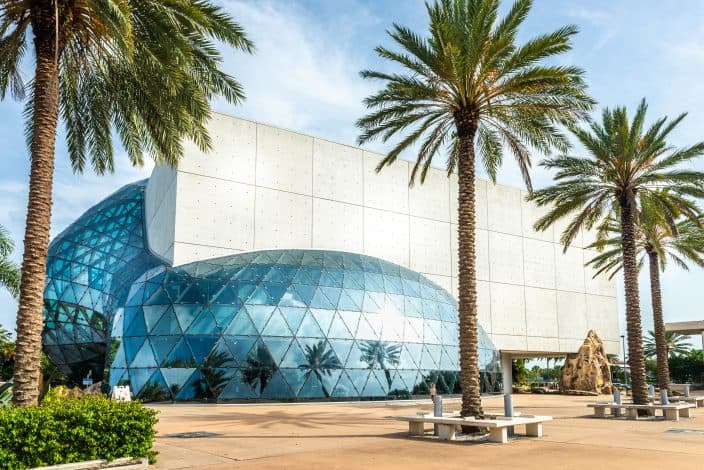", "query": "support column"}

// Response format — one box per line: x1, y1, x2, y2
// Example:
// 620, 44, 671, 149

501, 353, 512, 395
